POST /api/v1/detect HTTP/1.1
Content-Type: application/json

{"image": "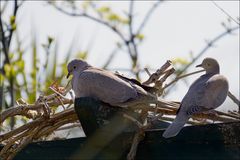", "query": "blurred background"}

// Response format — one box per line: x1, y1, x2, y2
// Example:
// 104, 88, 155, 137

0, 1, 239, 136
